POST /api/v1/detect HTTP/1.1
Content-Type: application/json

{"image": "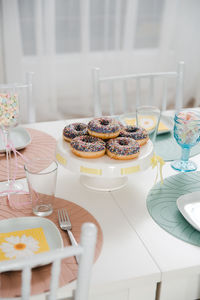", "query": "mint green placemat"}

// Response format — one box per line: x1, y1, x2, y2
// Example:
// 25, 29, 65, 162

146, 172, 200, 246
154, 132, 200, 161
